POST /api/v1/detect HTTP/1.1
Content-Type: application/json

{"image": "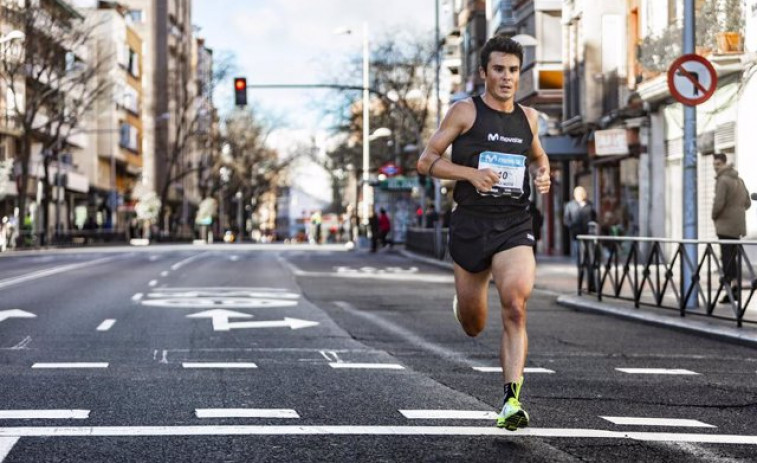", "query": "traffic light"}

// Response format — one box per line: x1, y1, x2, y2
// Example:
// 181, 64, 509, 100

234, 77, 247, 106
